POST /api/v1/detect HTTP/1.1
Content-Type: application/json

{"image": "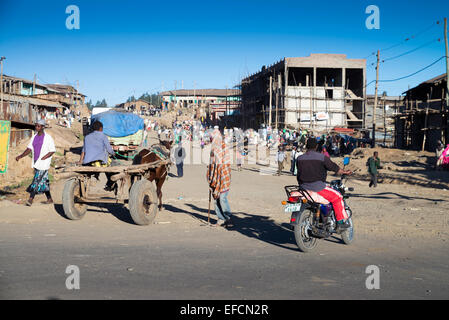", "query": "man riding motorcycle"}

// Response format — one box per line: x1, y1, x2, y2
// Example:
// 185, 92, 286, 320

296, 137, 352, 231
